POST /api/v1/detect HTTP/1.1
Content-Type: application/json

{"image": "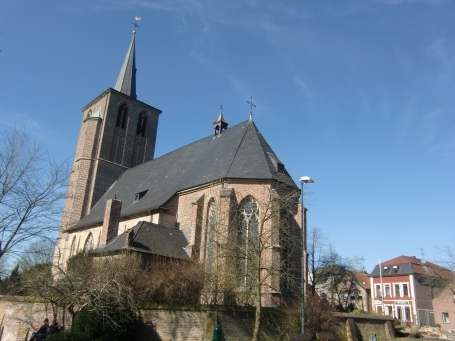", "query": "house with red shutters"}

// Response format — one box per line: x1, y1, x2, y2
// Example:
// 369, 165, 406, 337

369, 255, 453, 325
